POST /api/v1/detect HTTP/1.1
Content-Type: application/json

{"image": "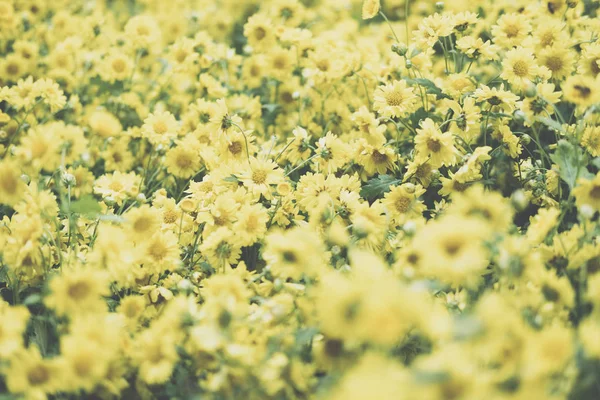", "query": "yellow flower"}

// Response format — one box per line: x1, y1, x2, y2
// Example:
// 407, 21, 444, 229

361, 0, 380, 20
581, 125, 600, 157
491, 13, 531, 49
238, 157, 284, 200
0, 158, 26, 206
94, 171, 141, 205
199, 227, 242, 271
244, 13, 276, 50
411, 215, 489, 287
500, 47, 542, 90
563, 74, 599, 108
263, 226, 326, 280
382, 183, 426, 224
124, 204, 161, 243
141, 110, 179, 146
574, 172, 600, 211
373, 80, 419, 119
5, 347, 64, 399
414, 118, 458, 168
88, 110, 122, 138
0, 300, 29, 357
164, 137, 202, 179
45, 267, 109, 317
